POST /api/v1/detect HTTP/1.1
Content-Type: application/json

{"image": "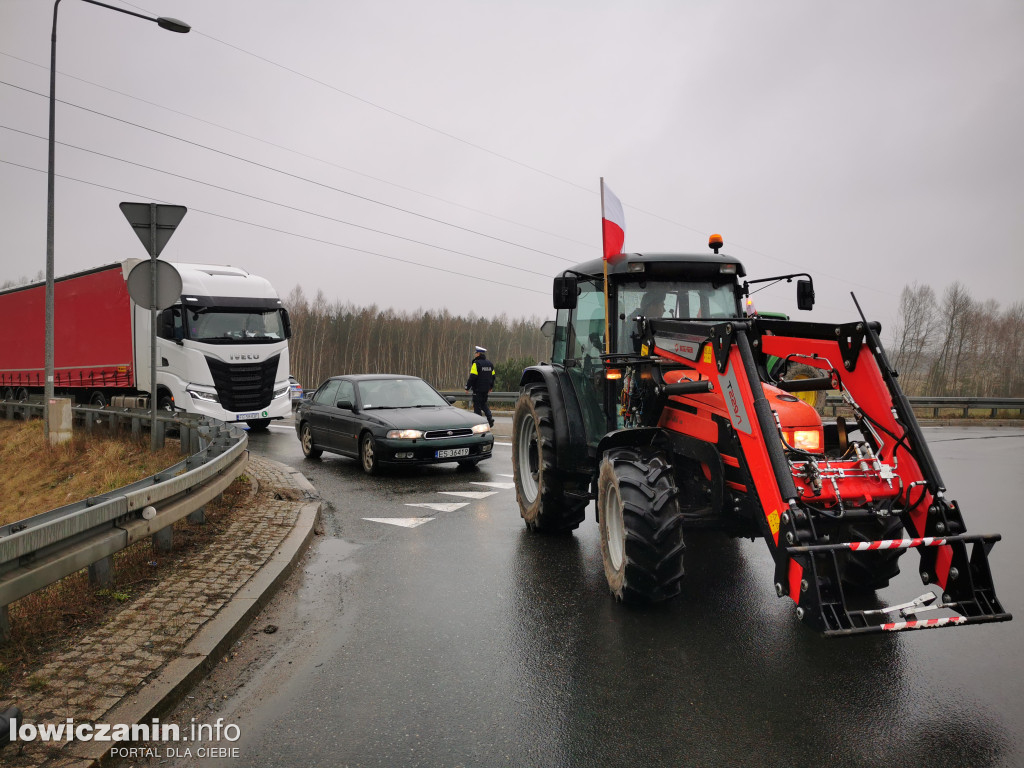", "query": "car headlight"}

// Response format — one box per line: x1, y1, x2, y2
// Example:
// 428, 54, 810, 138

472, 423, 491, 434
187, 387, 220, 403
273, 384, 290, 398
387, 429, 424, 439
